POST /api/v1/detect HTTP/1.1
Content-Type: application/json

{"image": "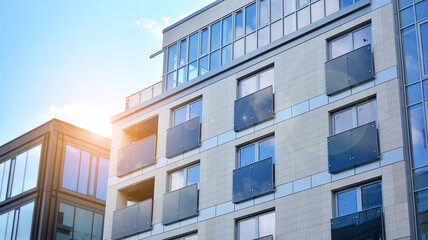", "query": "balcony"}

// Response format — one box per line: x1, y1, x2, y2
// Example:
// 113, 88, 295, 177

234, 86, 274, 132
117, 135, 156, 177
126, 81, 162, 109
111, 199, 153, 240
325, 44, 374, 96
331, 207, 383, 240
166, 117, 201, 158
233, 158, 274, 203
328, 121, 379, 174
162, 184, 199, 225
